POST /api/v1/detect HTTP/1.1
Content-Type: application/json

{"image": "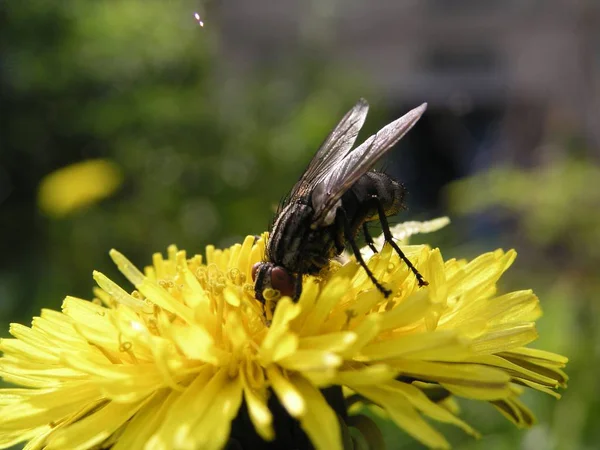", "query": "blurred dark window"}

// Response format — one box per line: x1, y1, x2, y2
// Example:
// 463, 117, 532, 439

388, 104, 505, 213
424, 47, 499, 75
